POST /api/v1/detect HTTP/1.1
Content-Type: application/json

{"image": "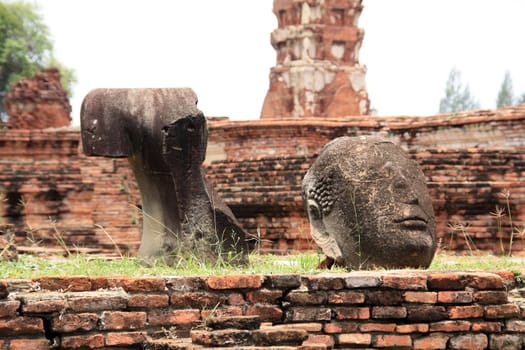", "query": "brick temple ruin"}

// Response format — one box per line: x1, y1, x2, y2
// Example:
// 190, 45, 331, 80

0, 0, 524, 257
